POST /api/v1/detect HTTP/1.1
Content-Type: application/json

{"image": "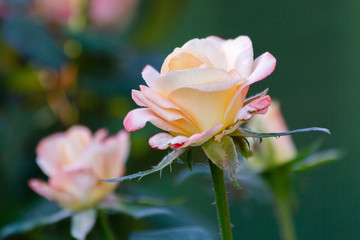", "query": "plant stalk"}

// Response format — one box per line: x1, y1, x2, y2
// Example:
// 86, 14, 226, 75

265, 169, 297, 240
209, 159, 233, 240
98, 211, 116, 240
